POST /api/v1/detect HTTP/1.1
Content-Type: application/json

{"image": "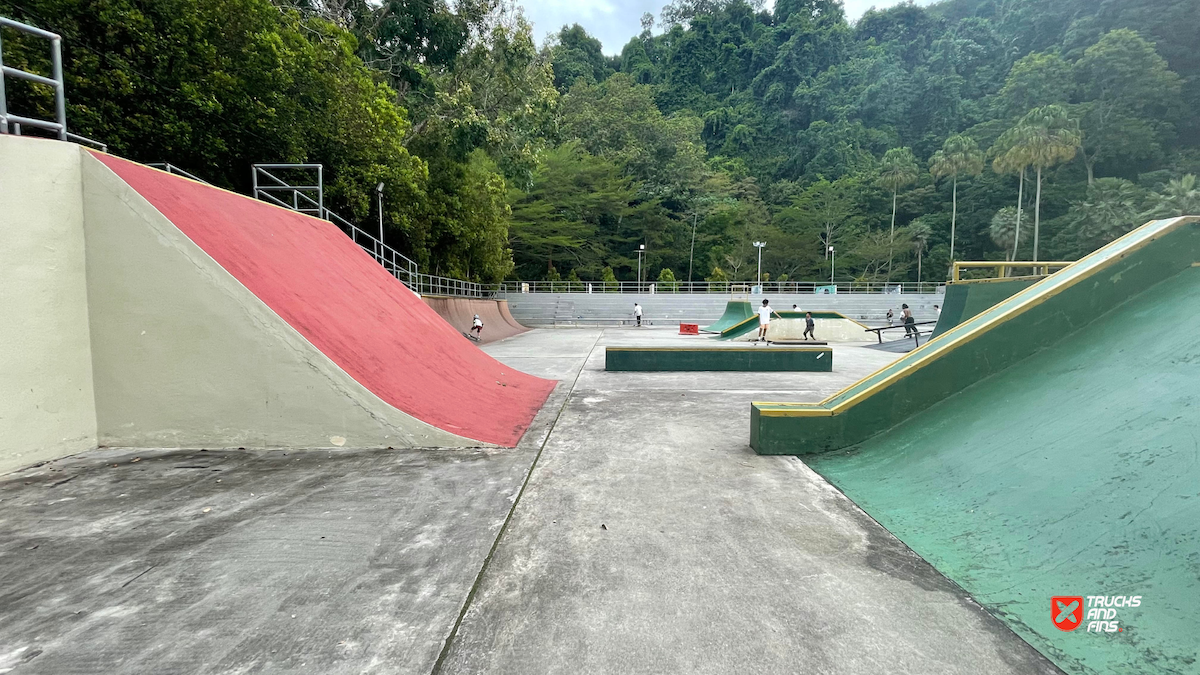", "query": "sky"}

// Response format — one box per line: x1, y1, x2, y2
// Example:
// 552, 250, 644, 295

518, 0, 934, 55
